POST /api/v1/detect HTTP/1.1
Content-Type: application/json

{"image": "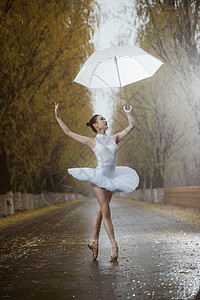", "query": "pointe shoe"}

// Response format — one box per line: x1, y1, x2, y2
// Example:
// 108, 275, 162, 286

110, 240, 118, 262
88, 240, 99, 261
